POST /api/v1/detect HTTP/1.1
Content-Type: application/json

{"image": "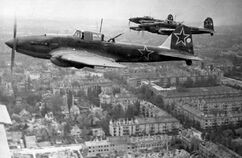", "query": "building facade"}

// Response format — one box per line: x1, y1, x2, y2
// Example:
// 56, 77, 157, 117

109, 117, 181, 137
175, 96, 242, 129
